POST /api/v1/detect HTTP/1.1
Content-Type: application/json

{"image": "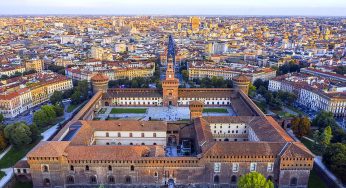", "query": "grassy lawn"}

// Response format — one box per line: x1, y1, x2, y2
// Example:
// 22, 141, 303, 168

0, 137, 42, 168
300, 137, 321, 156
13, 181, 33, 188
67, 104, 78, 112
203, 108, 228, 113
0, 171, 6, 180
253, 101, 267, 112
308, 168, 328, 188
110, 108, 147, 114
98, 108, 107, 114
